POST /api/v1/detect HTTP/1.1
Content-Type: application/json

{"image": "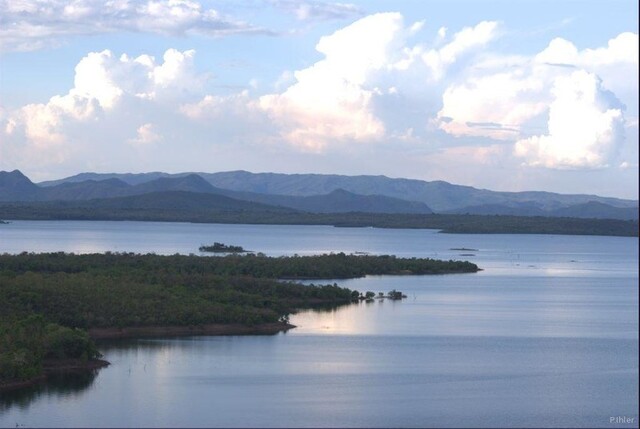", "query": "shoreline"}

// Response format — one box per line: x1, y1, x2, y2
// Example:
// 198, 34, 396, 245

1, 322, 294, 393
0, 358, 110, 393
88, 322, 296, 340
1, 216, 636, 238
